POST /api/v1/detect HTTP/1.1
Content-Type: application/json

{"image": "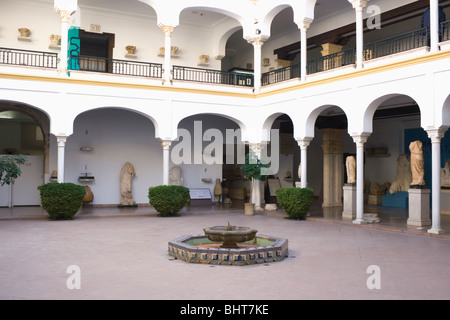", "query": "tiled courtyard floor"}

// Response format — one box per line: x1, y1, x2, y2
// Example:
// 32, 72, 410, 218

0, 201, 449, 300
